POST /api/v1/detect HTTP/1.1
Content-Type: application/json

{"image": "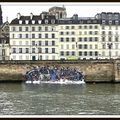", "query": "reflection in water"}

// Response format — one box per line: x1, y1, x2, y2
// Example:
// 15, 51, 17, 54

0, 83, 120, 115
